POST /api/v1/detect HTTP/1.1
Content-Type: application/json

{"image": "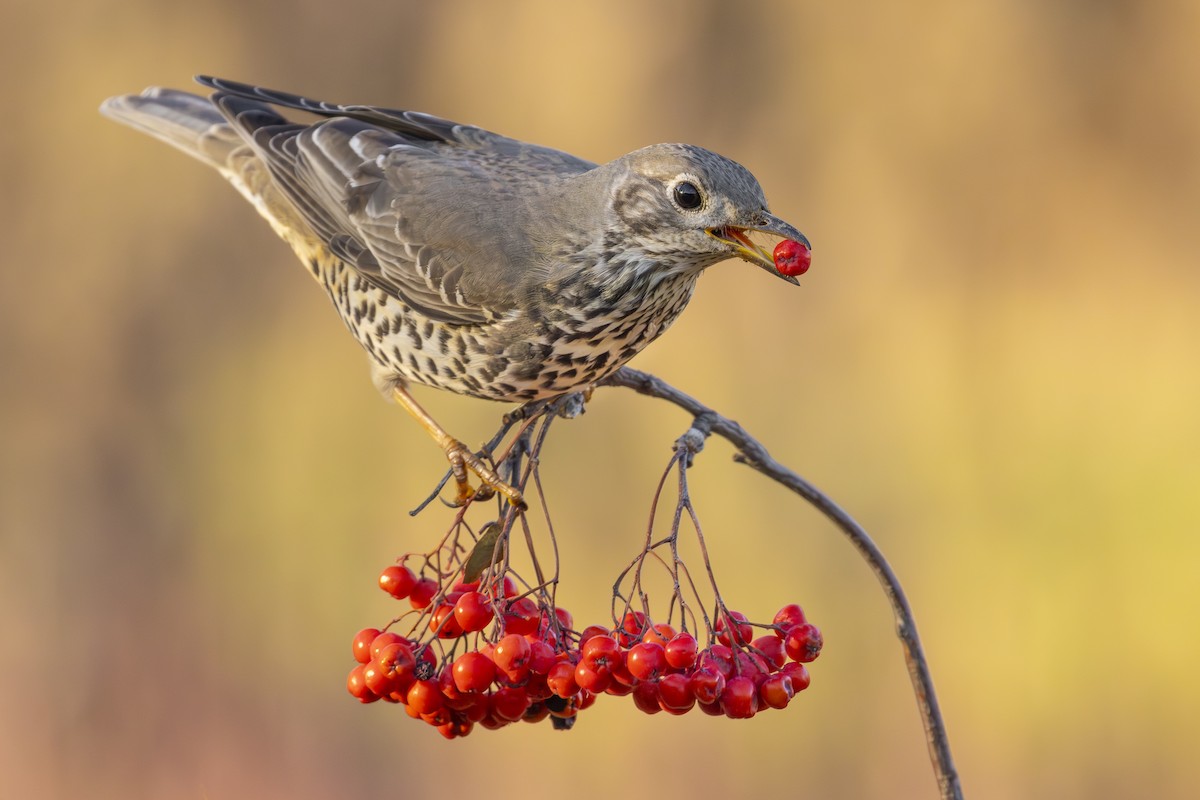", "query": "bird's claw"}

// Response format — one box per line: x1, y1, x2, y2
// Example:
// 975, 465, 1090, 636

443, 439, 526, 511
